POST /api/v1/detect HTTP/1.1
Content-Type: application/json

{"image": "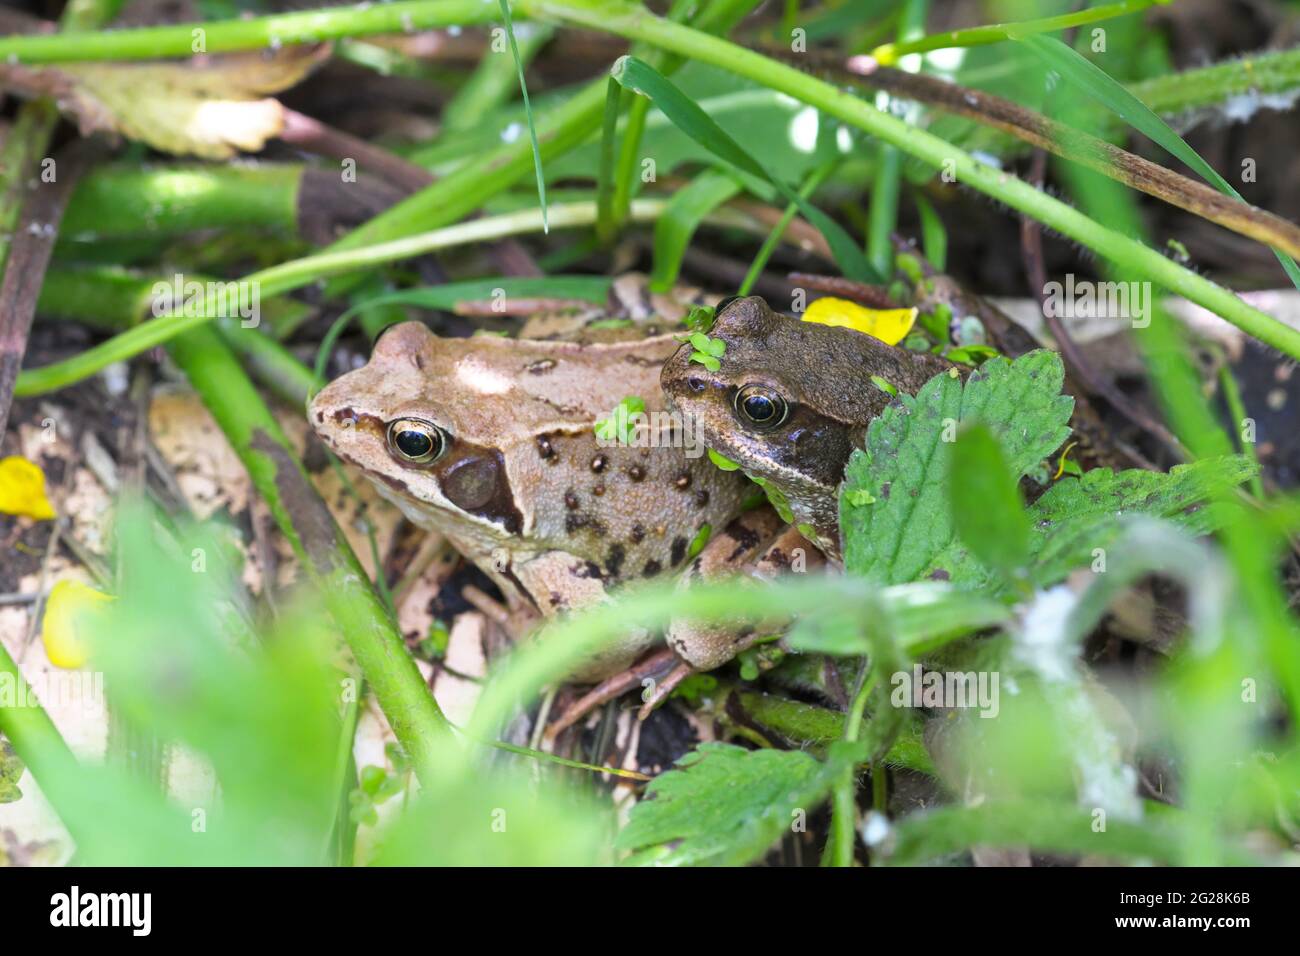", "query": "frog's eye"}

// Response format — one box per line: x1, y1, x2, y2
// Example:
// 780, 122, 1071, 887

733, 384, 789, 429
386, 418, 448, 464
